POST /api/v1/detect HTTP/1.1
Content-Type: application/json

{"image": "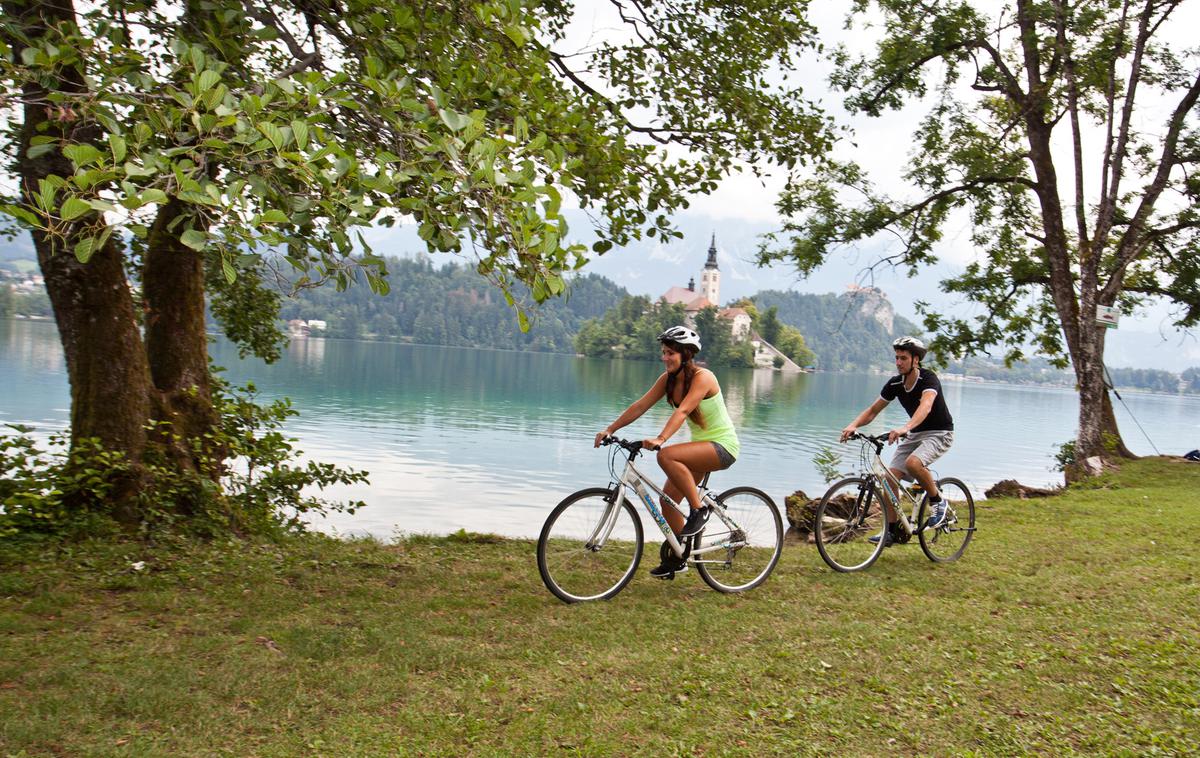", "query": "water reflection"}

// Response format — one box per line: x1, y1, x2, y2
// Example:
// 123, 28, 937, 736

4, 318, 1199, 539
